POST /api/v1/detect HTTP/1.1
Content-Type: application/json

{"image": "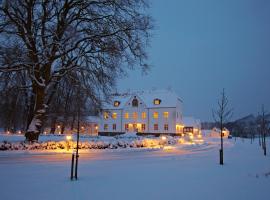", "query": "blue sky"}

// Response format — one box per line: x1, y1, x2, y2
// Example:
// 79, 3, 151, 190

117, 0, 270, 121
